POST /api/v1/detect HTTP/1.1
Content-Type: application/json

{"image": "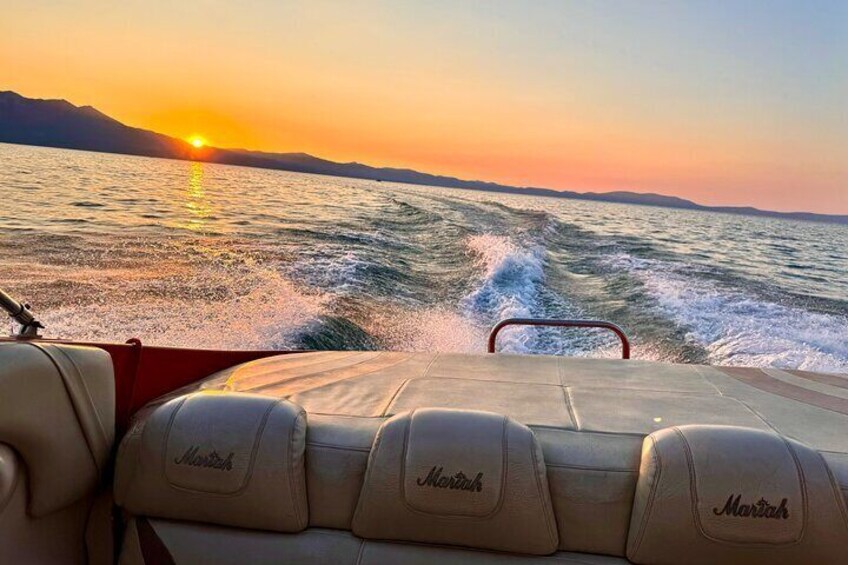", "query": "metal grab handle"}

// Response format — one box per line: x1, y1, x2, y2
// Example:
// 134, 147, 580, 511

487, 318, 630, 359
